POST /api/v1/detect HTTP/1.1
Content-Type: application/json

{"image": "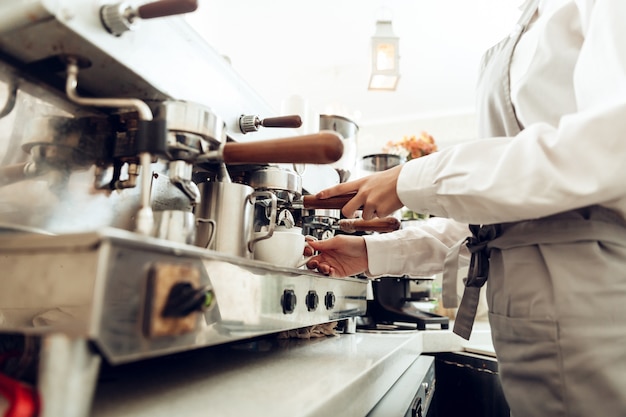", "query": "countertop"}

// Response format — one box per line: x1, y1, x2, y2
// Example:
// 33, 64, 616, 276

91, 322, 493, 417
93, 332, 422, 417
422, 319, 495, 356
